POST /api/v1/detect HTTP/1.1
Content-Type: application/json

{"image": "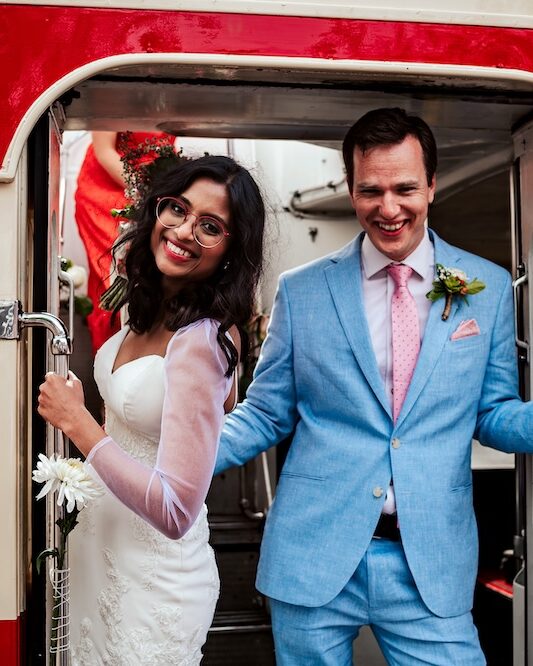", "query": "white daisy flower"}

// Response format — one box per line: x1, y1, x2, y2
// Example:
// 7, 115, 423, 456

32, 453, 103, 513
